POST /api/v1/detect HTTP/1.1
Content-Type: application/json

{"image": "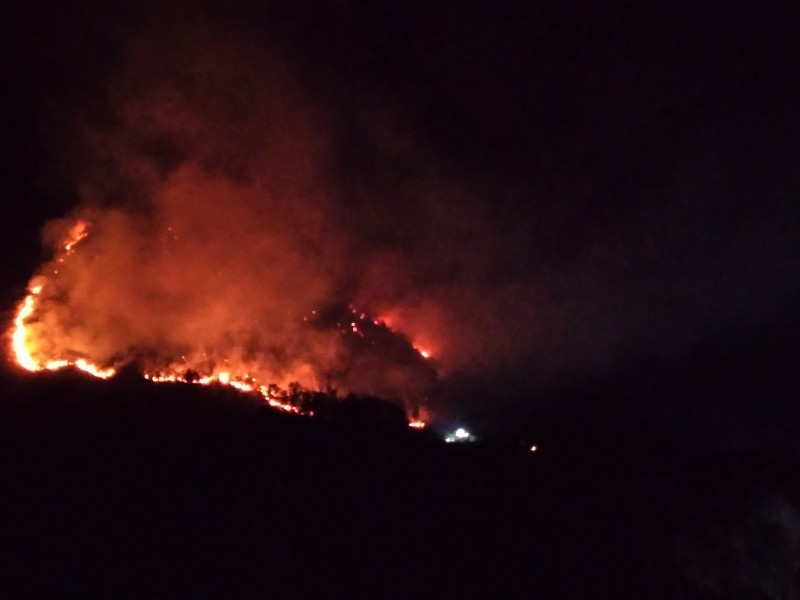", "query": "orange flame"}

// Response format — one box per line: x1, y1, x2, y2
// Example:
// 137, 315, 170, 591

12, 286, 41, 372
63, 221, 88, 253
9, 220, 116, 379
